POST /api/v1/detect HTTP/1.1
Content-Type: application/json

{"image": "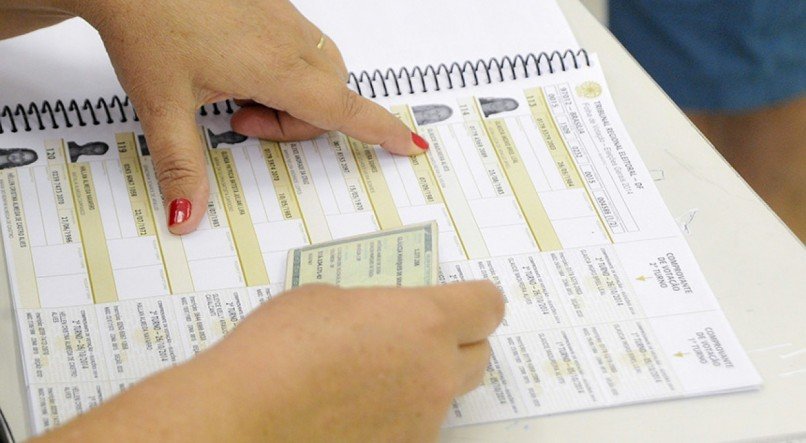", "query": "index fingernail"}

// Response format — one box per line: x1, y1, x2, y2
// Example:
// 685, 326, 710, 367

412, 132, 429, 150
